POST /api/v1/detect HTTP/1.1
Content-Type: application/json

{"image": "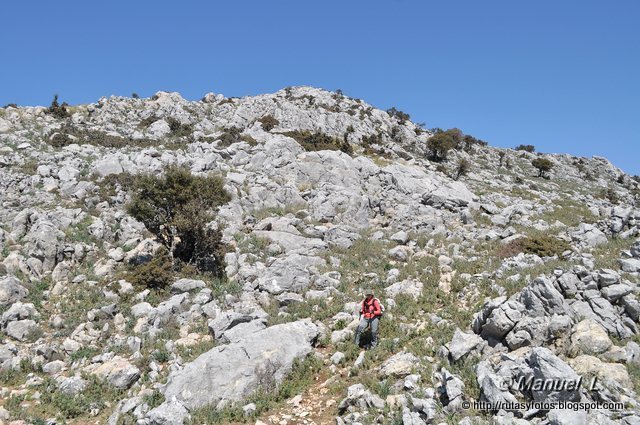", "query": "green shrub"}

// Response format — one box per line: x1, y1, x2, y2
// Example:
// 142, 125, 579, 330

531, 157, 554, 177
128, 247, 174, 289
497, 234, 570, 258
132, 93, 140, 99
515, 144, 535, 153
126, 165, 231, 276
46, 94, 70, 119
258, 115, 279, 131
